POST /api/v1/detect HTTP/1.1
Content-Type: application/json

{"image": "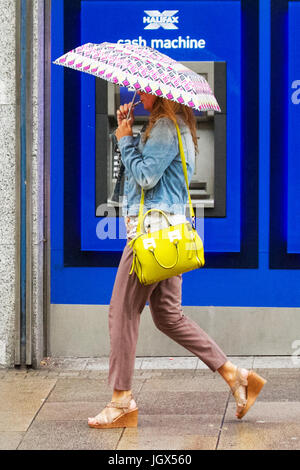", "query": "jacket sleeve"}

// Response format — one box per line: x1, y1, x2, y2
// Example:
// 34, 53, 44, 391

118, 118, 178, 190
